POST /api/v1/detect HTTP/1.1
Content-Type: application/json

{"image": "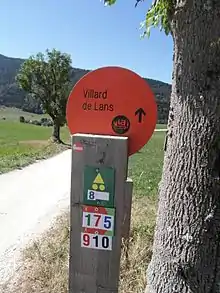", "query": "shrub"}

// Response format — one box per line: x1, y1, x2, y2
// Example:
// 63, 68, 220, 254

40, 117, 48, 123
32, 120, 42, 126
19, 116, 25, 123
